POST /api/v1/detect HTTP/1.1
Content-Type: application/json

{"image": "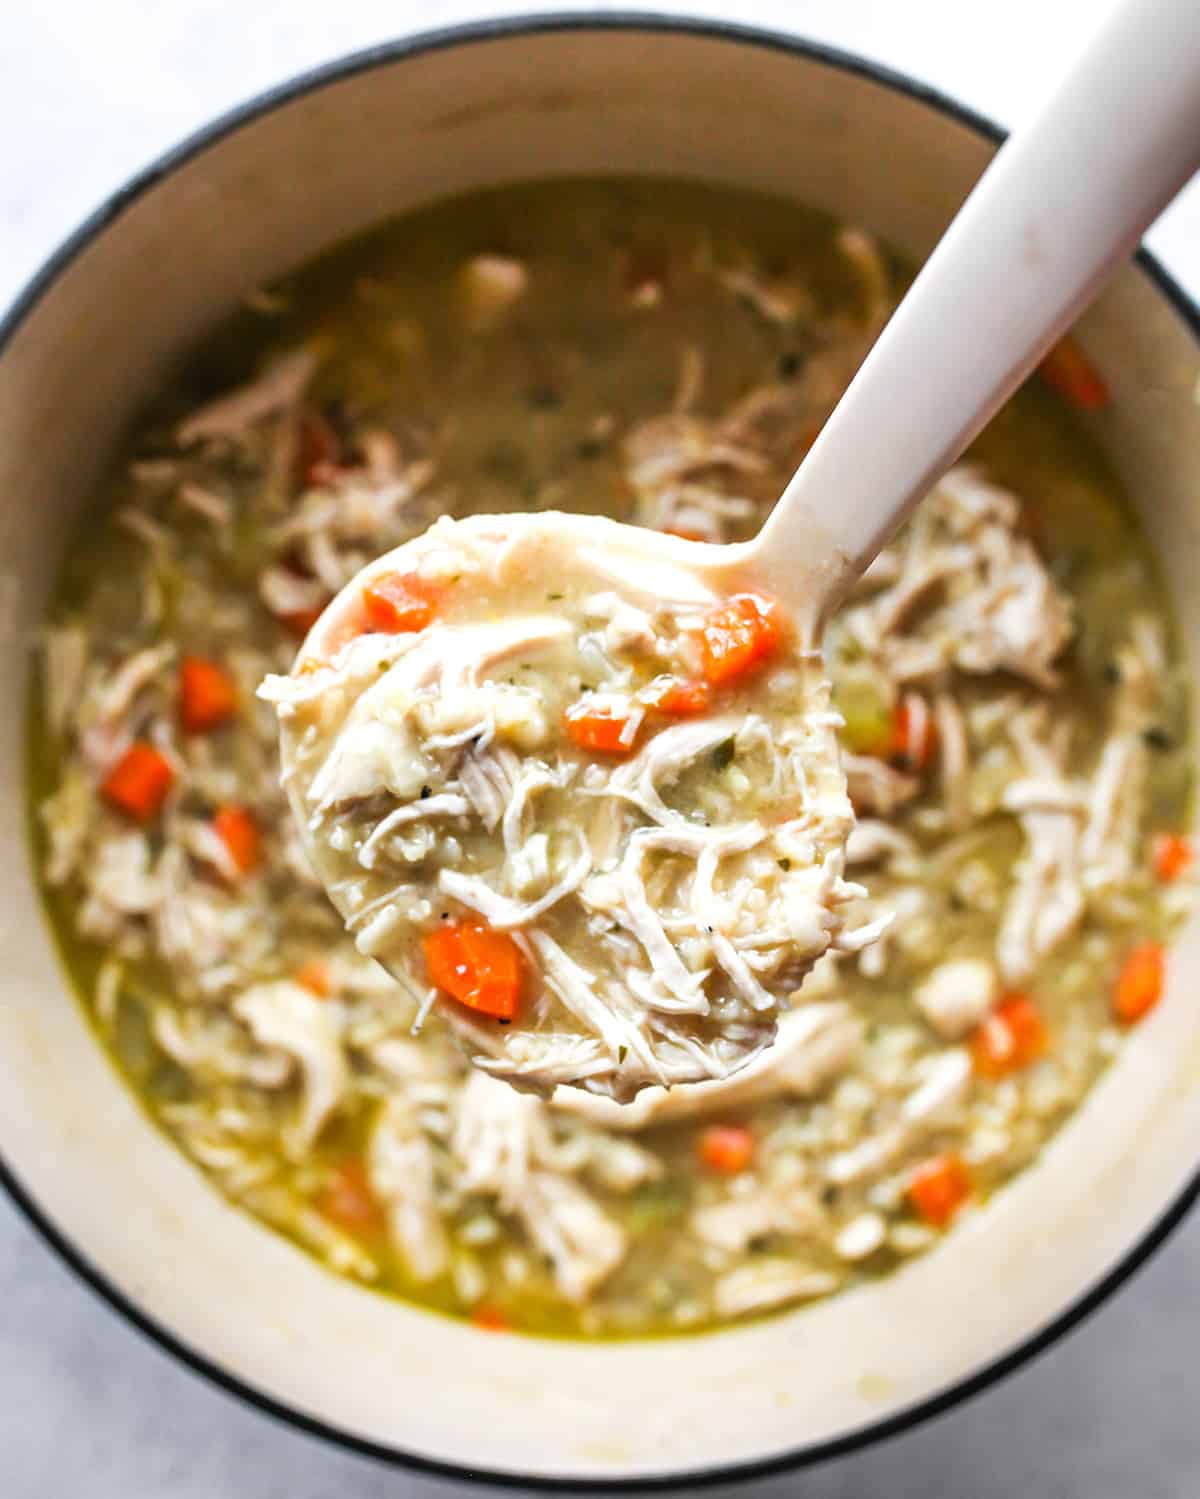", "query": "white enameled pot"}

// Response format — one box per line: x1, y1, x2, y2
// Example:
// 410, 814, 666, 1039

0, 16, 1197, 1488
